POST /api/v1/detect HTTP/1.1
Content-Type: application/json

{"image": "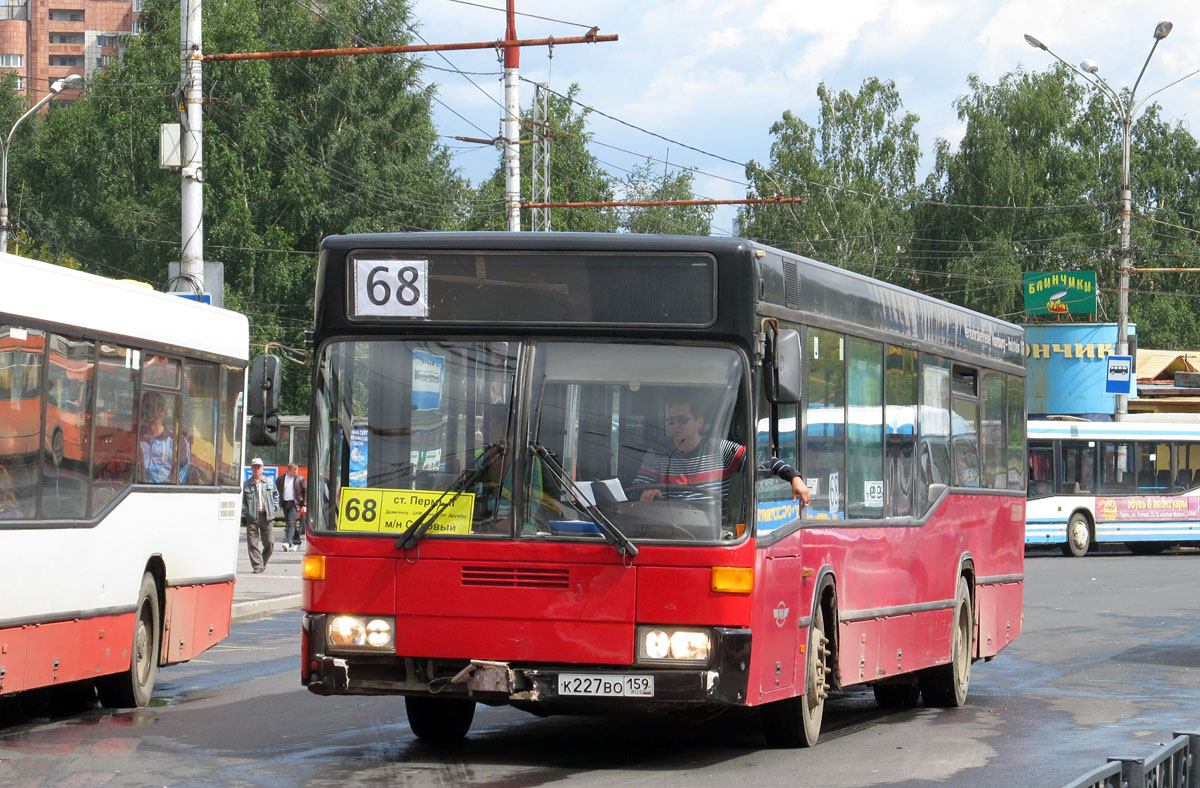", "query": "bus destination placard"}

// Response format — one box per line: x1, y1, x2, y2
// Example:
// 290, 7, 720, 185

337, 487, 475, 534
